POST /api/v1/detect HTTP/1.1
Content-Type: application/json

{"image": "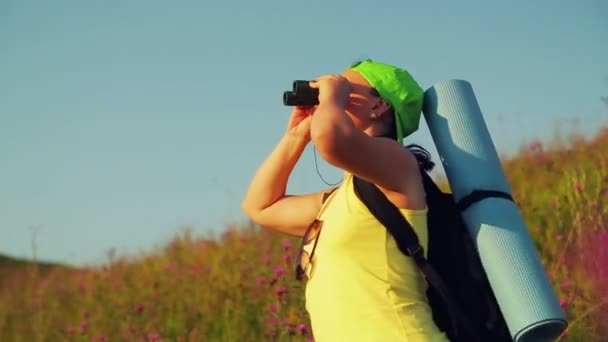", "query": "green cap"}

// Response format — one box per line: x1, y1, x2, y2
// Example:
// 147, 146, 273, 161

347, 59, 424, 145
